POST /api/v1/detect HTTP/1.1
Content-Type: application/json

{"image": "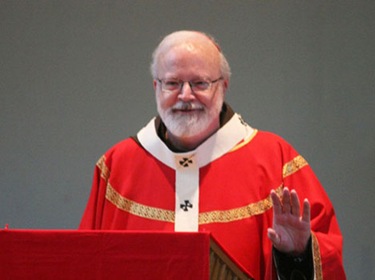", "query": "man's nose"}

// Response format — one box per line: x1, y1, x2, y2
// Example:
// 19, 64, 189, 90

178, 82, 195, 101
